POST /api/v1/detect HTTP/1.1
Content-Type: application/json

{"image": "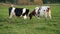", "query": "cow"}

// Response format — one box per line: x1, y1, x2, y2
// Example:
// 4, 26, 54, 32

29, 6, 51, 20
9, 5, 29, 20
